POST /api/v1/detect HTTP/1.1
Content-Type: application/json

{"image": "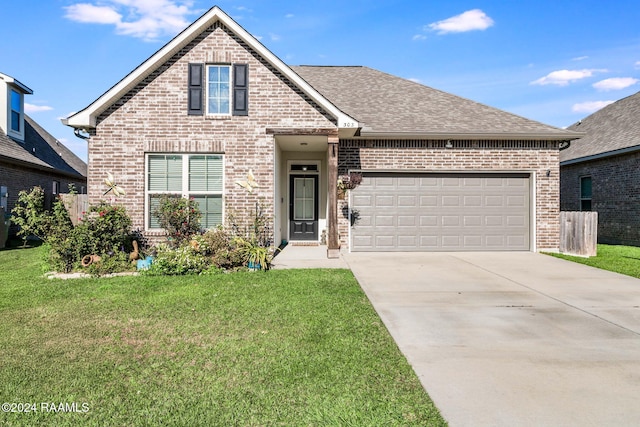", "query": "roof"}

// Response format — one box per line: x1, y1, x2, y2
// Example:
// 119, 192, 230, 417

0, 115, 87, 179
0, 72, 33, 94
63, 6, 357, 131
560, 90, 640, 164
292, 66, 580, 140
